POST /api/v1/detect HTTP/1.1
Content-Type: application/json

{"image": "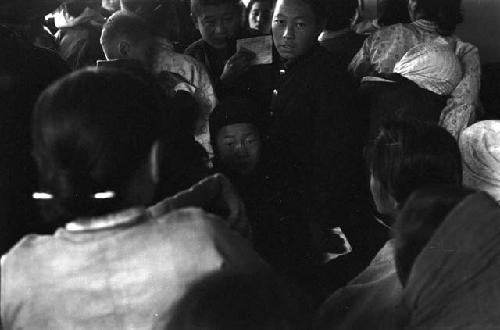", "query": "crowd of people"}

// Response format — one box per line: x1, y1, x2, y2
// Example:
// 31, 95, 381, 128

0, 0, 497, 328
